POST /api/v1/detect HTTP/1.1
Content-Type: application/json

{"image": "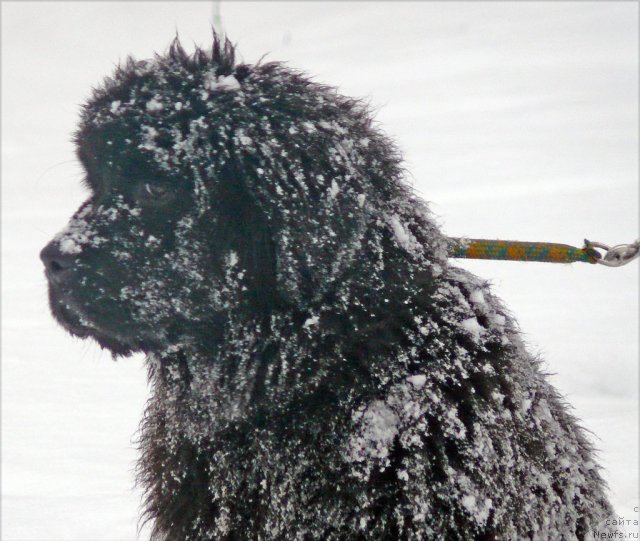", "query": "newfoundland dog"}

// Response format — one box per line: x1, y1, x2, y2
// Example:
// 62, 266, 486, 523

40, 36, 611, 540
